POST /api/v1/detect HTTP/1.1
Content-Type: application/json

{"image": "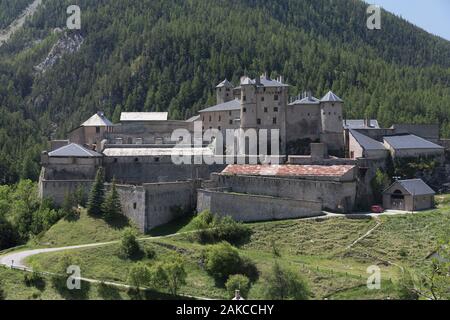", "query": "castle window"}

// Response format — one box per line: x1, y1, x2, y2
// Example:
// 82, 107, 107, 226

257, 119, 261, 125
274, 107, 278, 112
114, 158, 118, 163
273, 117, 277, 124
308, 113, 310, 117
218, 126, 221, 130
96, 126, 100, 133
264, 107, 268, 113
243, 96, 246, 101
226, 88, 230, 92
209, 116, 212, 122
229, 111, 232, 116
133, 203, 137, 210
261, 97, 265, 102
134, 158, 139, 162
274, 94, 279, 101
219, 115, 221, 122
243, 108, 247, 113
154, 157, 160, 162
